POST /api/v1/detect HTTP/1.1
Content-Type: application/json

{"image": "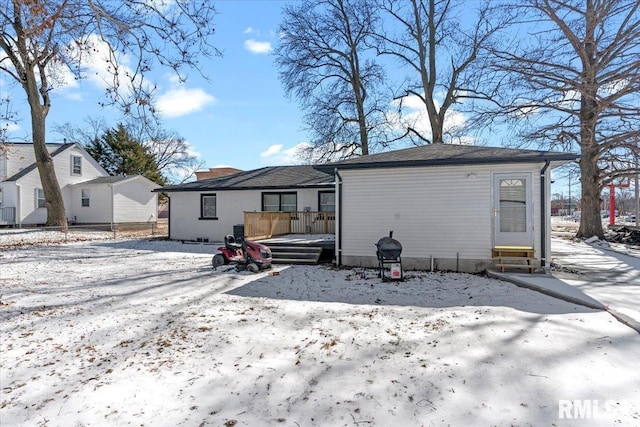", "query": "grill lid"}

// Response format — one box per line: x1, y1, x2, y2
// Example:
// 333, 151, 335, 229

376, 236, 402, 252
376, 231, 402, 259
